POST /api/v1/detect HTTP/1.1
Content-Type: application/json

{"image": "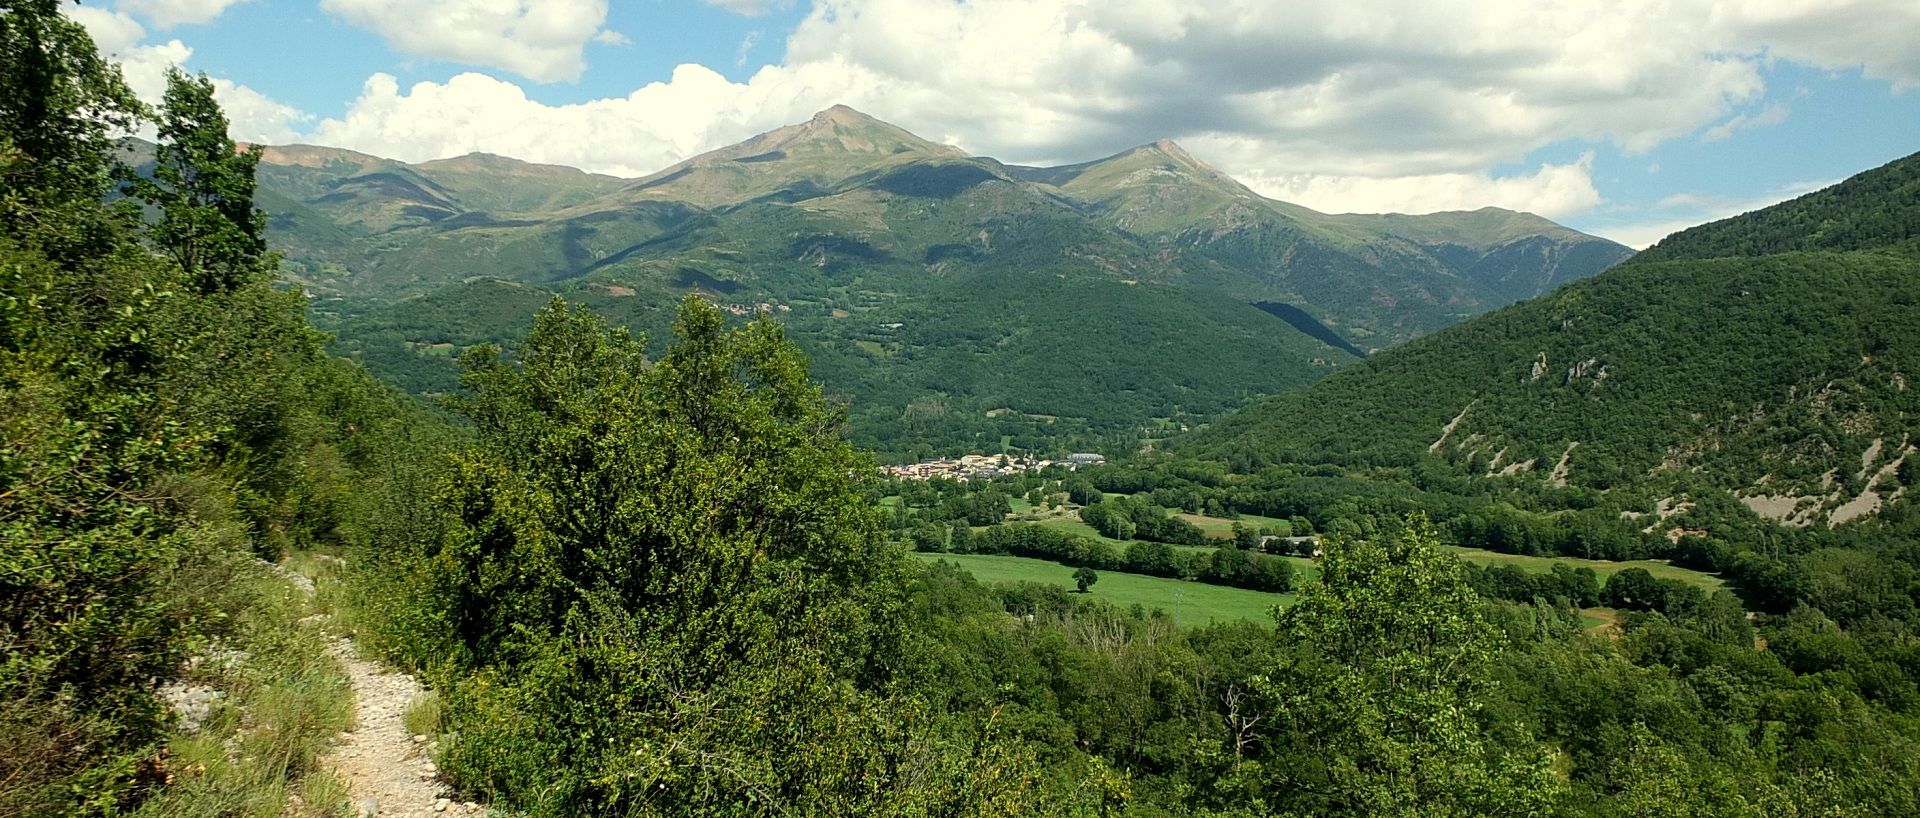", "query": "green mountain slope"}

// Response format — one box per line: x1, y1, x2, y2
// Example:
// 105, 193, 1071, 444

260, 108, 1624, 322
1181, 150, 1920, 528
321, 173, 1348, 458
602, 104, 970, 208
1021, 142, 1634, 347
252, 107, 1627, 455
